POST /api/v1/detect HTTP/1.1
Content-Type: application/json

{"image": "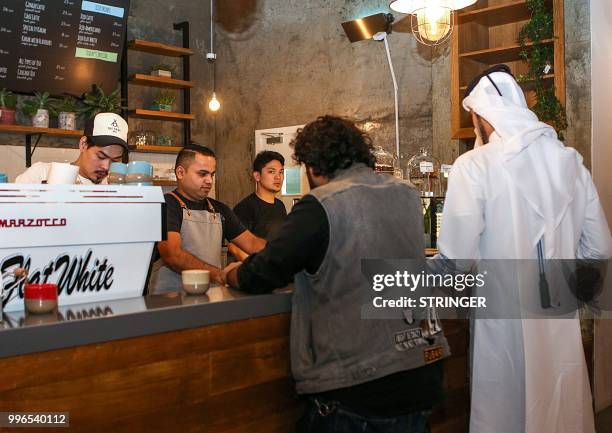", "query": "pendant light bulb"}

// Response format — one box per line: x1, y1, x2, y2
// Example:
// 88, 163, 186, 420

414, 6, 451, 44
208, 92, 220, 112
